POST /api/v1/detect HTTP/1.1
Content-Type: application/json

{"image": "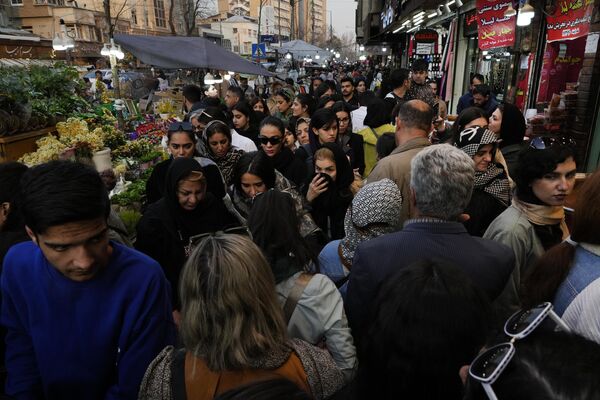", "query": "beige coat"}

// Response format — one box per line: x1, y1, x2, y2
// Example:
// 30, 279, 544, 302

367, 137, 430, 225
